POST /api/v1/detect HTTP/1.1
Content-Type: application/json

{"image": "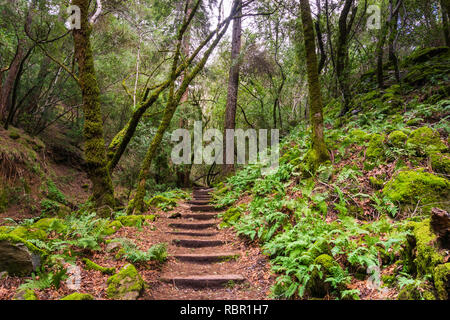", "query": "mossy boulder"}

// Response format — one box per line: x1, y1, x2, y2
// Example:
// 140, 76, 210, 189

397, 282, 436, 300
383, 170, 450, 215
366, 134, 386, 160
82, 258, 115, 275
433, 263, 450, 300
219, 207, 243, 228
60, 293, 94, 300
32, 218, 67, 233
106, 263, 144, 300
430, 153, 450, 175
405, 219, 445, 277
406, 127, 447, 156
388, 130, 408, 148
13, 289, 38, 300
147, 195, 177, 210
9, 226, 47, 241
0, 234, 44, 276
116, 215, 156, 227
103, 220, 123, 236
345, 129, 371, 145
307, 254, 343, 297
